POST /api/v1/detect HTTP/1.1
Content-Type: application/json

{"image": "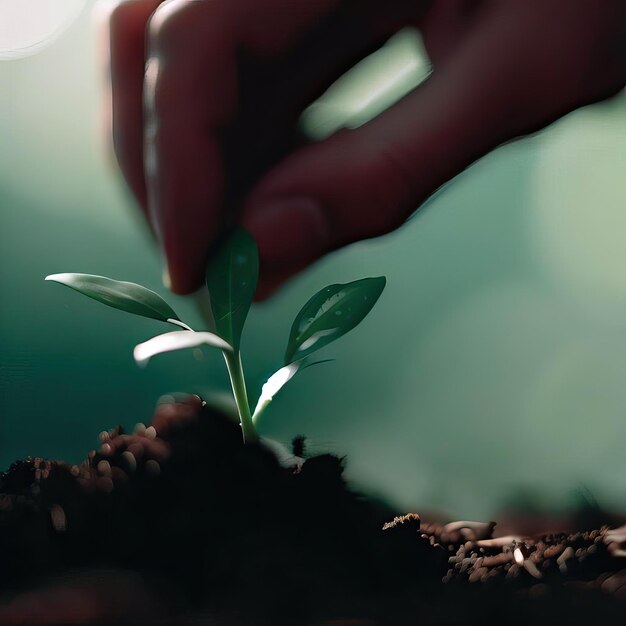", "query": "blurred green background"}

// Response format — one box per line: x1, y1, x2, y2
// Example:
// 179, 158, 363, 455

2, 5, 626, 519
